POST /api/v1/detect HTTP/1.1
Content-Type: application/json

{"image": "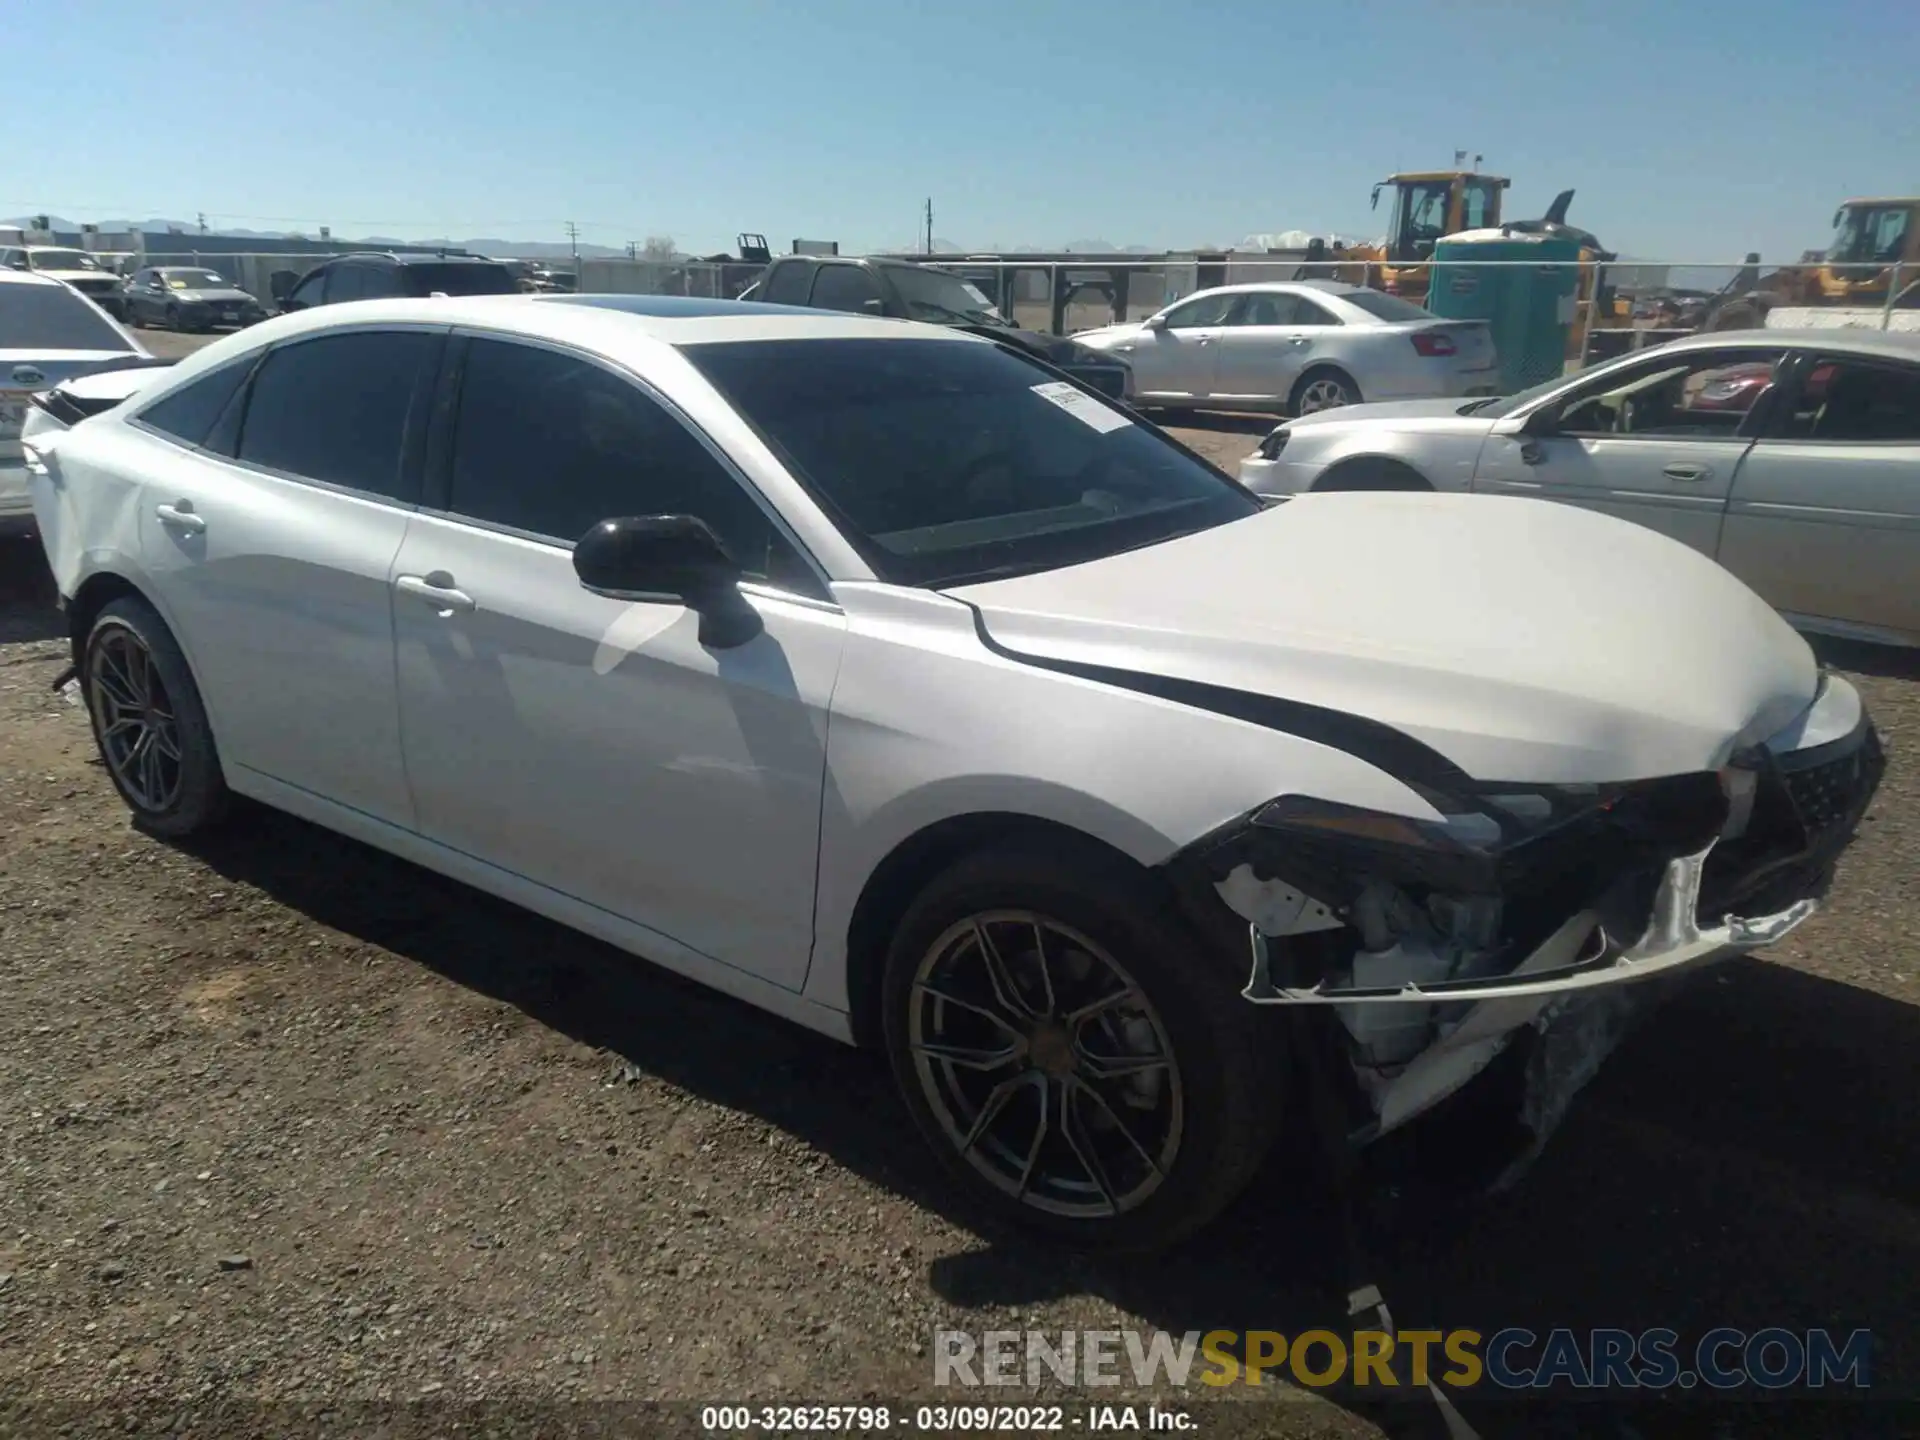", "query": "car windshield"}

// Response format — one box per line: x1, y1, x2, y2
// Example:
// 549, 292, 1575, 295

887, 266, 1008, 326
1827, 204, 1911, 266
1338, 289, 1436, 323
406, 263, 519, 296
30, 249, 102, 272
684, 337, 1261, 587
165, 270, 229, 289
0, 283, 136, 351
